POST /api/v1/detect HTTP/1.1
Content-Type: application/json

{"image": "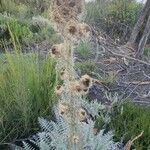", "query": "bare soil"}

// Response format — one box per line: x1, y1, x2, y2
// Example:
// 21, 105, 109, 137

75, 27, 150, 106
